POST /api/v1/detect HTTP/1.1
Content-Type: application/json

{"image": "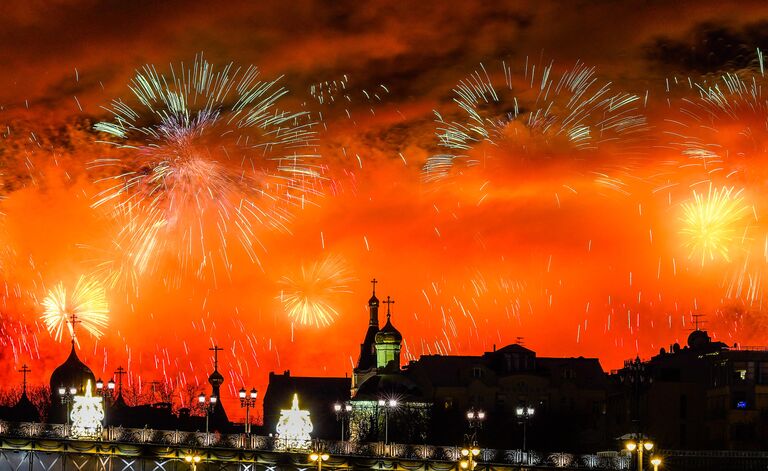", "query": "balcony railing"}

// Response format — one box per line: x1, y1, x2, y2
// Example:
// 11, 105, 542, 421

0, 420, 633, 469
